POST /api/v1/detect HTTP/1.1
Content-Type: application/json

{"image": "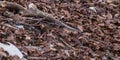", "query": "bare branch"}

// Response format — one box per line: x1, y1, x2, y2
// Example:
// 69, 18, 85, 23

0, 1, 81, 32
